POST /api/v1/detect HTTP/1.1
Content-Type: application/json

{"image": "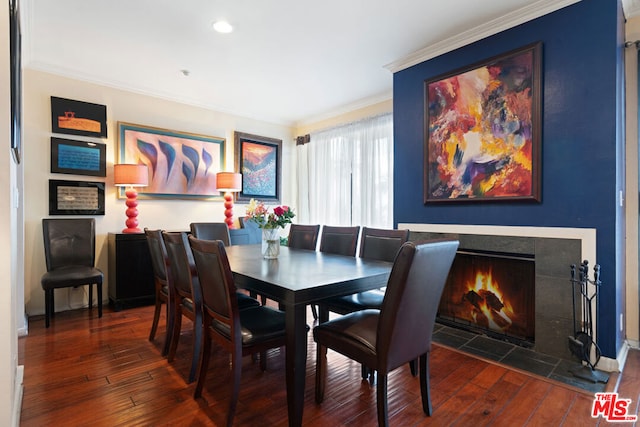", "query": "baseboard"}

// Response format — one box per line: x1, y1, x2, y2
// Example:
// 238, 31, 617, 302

626, 339, 640, 350
12, 365, 23, 427
597, 341, 630, 373
17, 313, 28, 337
